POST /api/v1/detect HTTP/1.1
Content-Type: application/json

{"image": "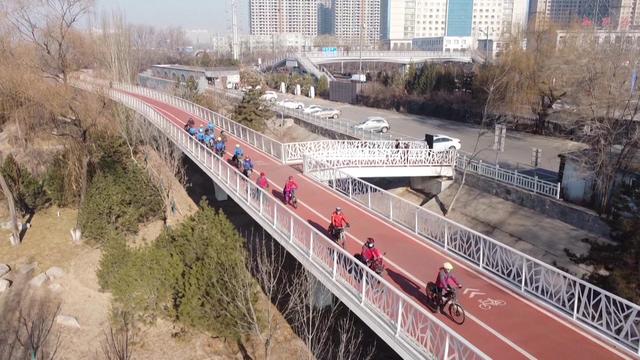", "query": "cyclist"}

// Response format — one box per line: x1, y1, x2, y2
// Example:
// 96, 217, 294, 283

242, 156, 254, 177
215, 137, 226, 157
329, 207, 350, 243
220, 130, 228, 144
283, 175, 298, 206
188, 126, 197, 136
232, 144, 244, 164
207, 121, 215, 133
361, 237, 382, 266
256, 172, 269, 190
196, 128, 205, 143
184, 118, 195, 132
435, 262, 462, 306
203, 130, 212, 146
